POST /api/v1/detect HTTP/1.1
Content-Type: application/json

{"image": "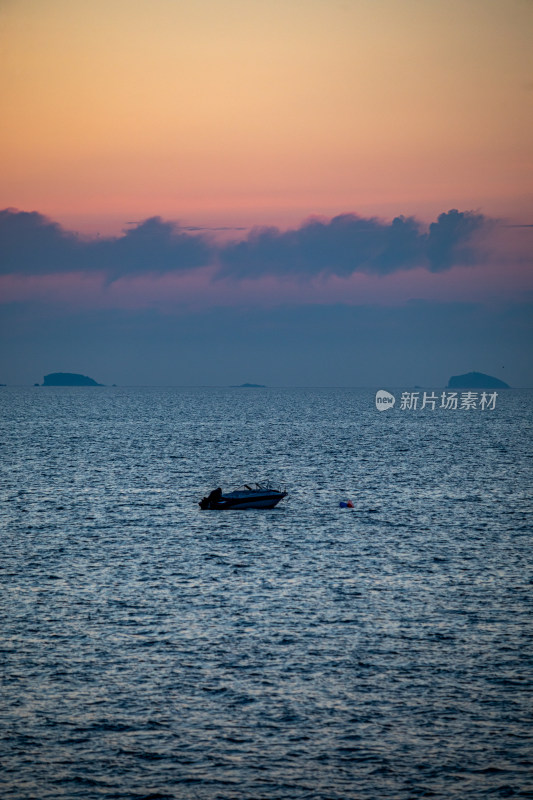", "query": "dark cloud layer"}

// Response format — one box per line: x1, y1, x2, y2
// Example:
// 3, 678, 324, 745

427, 209, 490, 271
94, 217, 212, 280
0, 211, 212, 278
0, 209, 82, 275
0, 207, 489, 279
219, 210, 488, 278
2, 297, 530, 387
